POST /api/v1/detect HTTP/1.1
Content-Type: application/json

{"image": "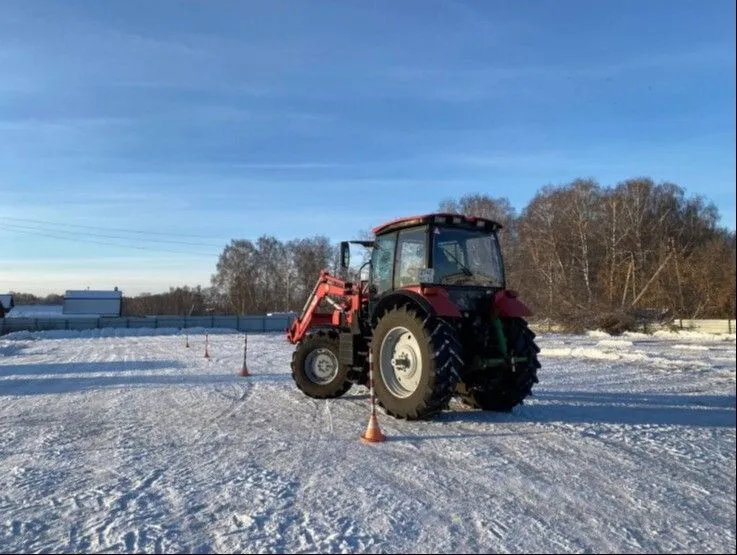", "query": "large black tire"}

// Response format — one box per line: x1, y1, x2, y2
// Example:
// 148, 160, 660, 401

371, 306, 463, 420
291, 330, 353, 399
457, 317, 540, 412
